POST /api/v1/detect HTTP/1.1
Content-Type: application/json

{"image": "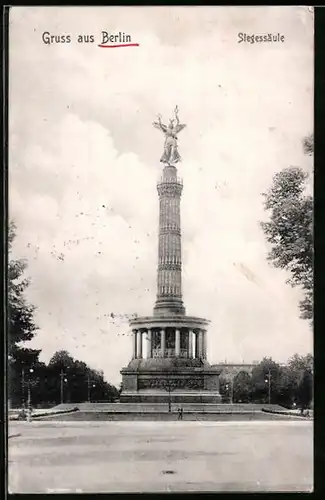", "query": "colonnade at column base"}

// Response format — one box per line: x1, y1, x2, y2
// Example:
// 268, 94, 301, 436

127, 314, 210, 361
